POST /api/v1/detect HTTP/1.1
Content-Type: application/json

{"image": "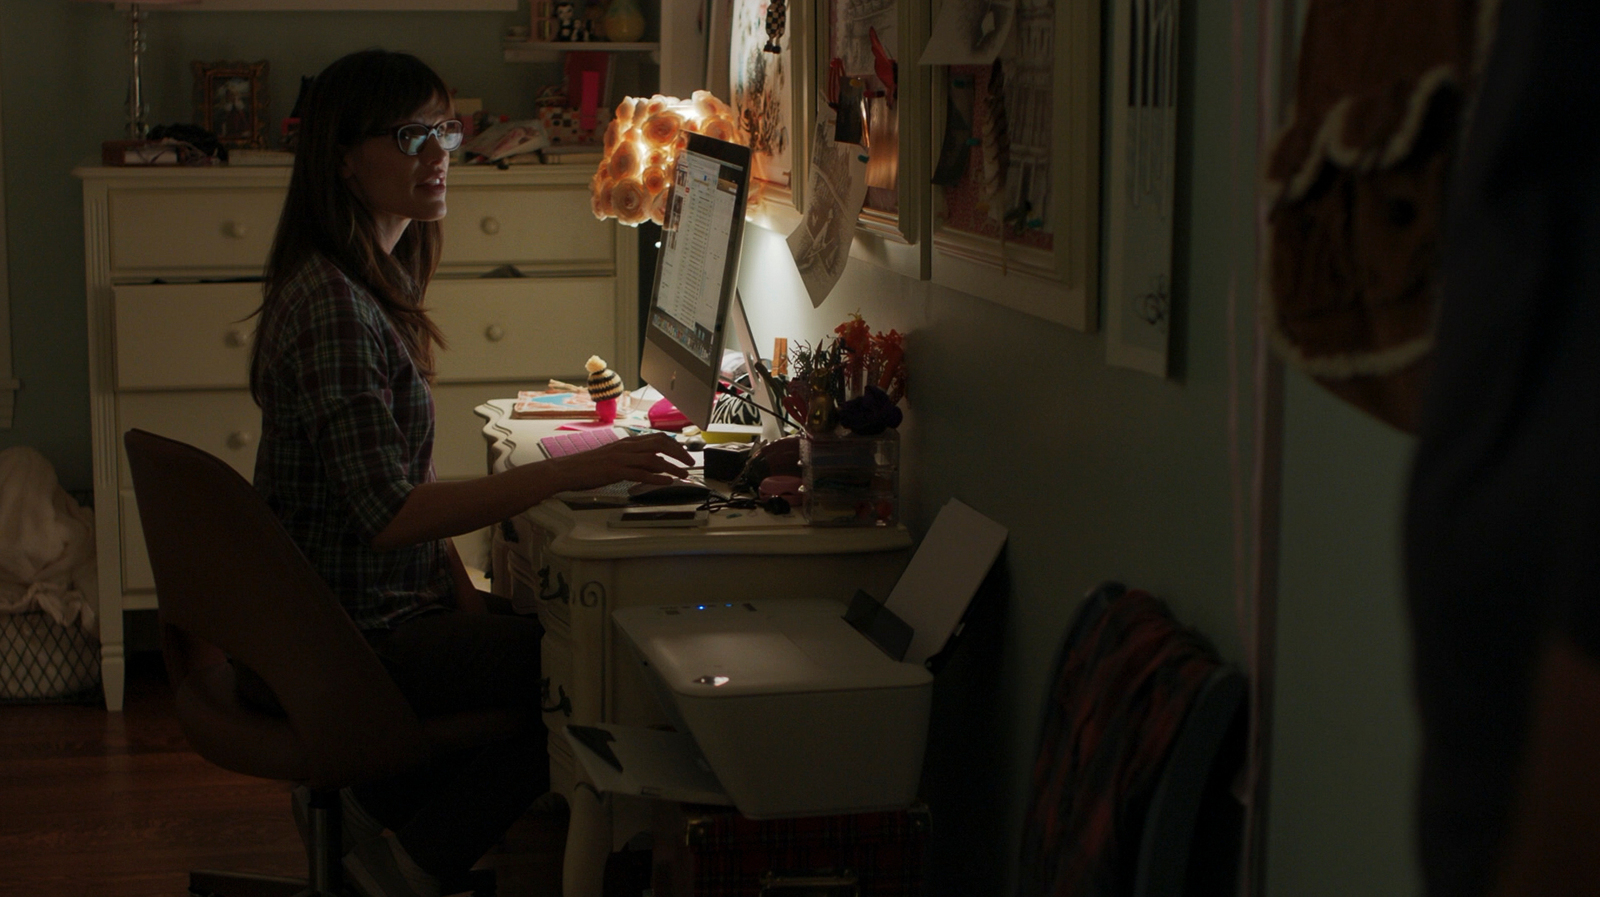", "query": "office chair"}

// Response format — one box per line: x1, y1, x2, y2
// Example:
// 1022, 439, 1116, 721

1017, 581, 1247, 897
123, 428, 520, 897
